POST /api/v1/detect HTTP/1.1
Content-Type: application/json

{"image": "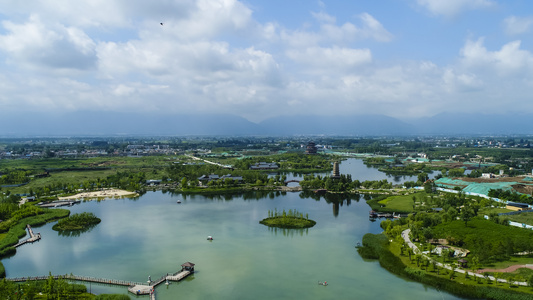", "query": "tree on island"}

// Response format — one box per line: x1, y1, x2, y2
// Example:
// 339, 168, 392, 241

52, 212, 101, 232
260, 209, 316, 229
